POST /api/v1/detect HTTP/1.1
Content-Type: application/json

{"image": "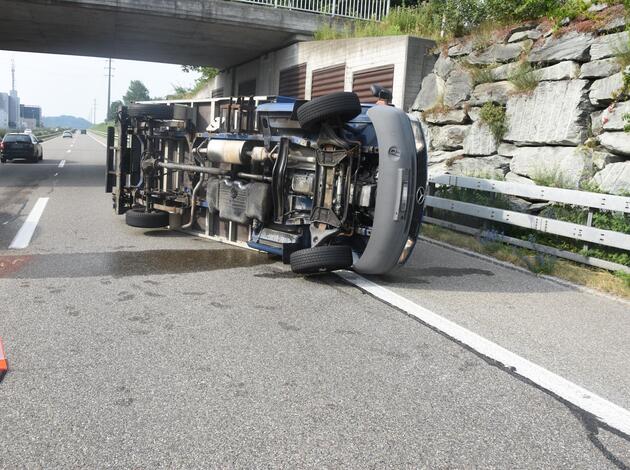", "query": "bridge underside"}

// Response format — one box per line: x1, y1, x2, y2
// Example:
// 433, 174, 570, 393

0, 0, 327, 67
